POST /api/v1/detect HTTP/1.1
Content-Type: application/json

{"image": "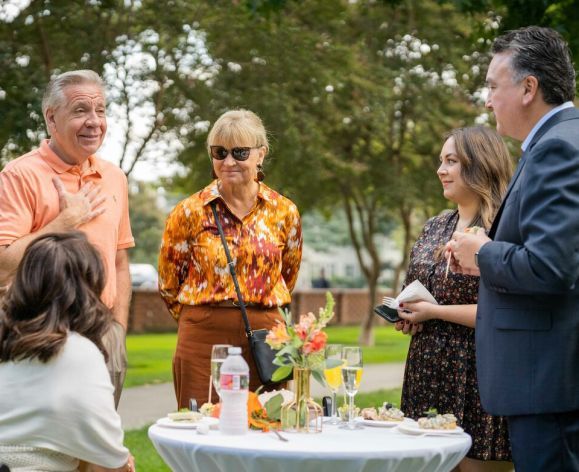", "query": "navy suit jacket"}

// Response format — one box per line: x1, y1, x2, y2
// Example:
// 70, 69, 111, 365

476, 107, 579, 416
